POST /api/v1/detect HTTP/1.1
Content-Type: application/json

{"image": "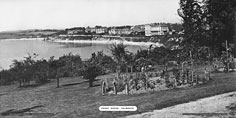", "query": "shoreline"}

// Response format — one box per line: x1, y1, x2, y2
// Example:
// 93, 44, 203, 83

0, 38, 44, 41
52, 39, 163, 47
0, 38, 163, 47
